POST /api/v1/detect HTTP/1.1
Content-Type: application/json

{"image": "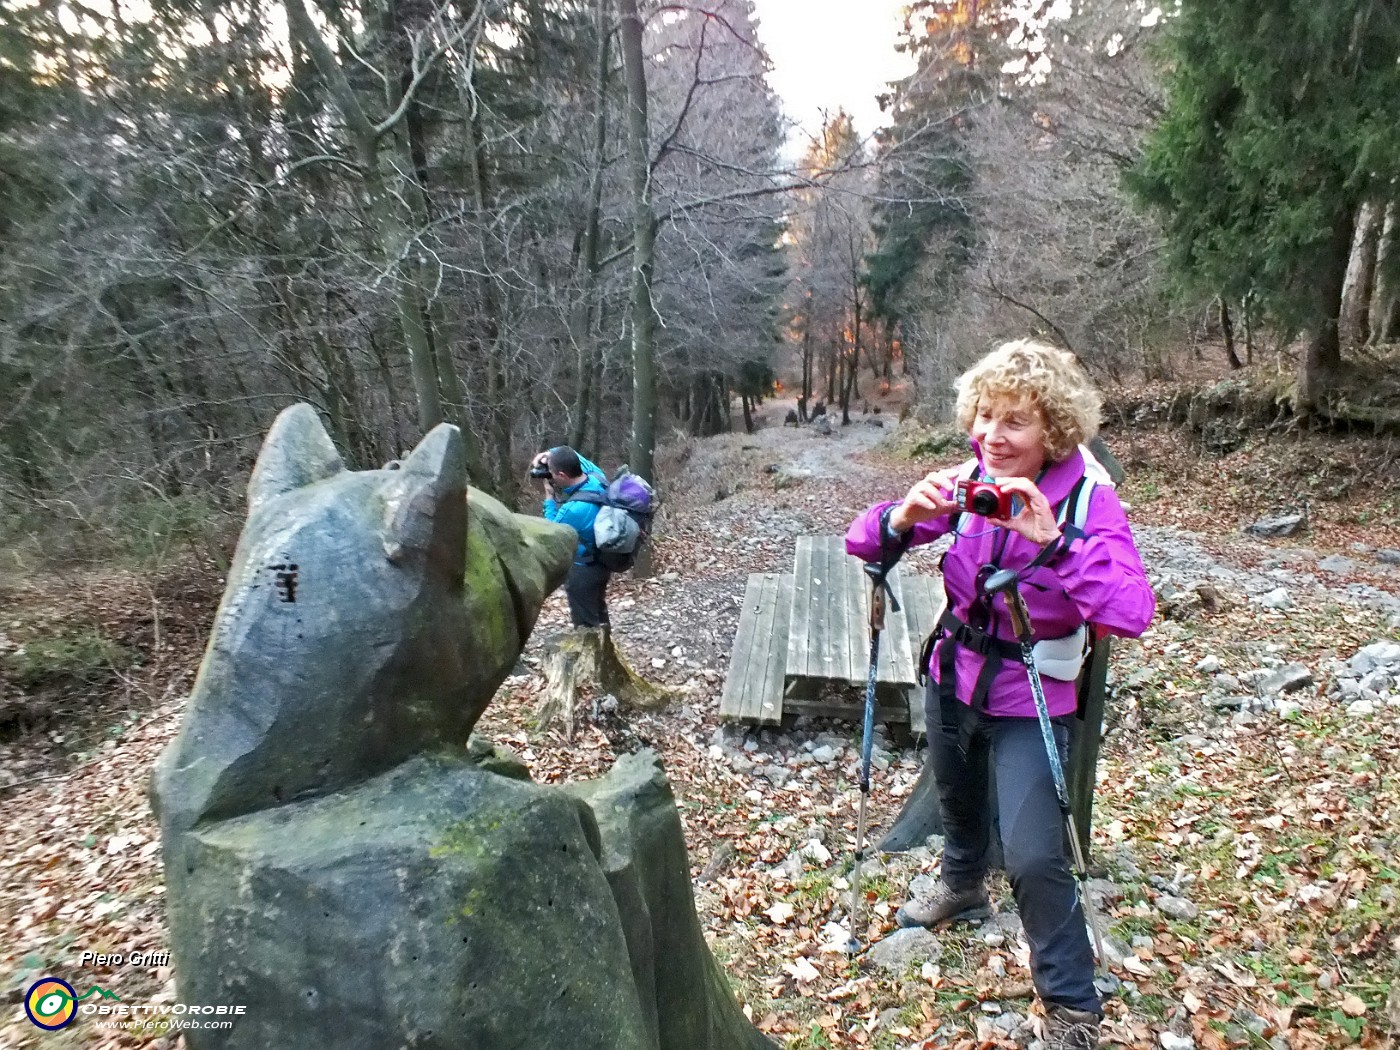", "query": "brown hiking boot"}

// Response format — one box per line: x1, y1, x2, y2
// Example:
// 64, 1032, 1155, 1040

894, 880, 990, 928
1040, 1003, 1102, 1050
